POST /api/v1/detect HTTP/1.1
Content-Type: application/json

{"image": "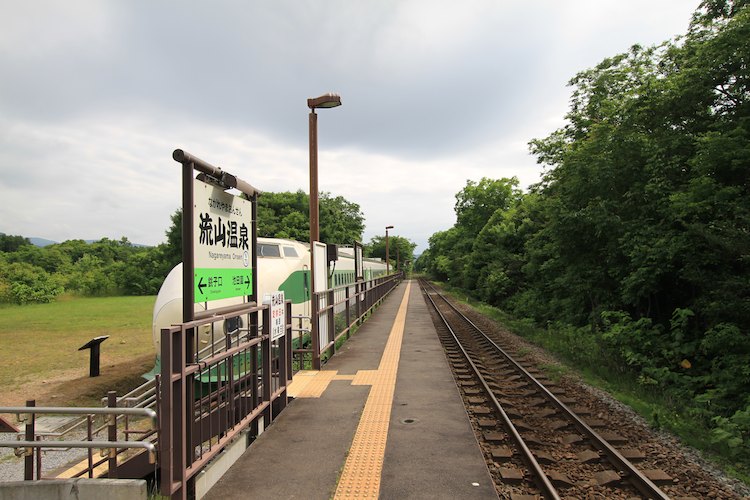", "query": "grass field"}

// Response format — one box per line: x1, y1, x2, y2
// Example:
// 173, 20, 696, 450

0, 295, 157, 407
